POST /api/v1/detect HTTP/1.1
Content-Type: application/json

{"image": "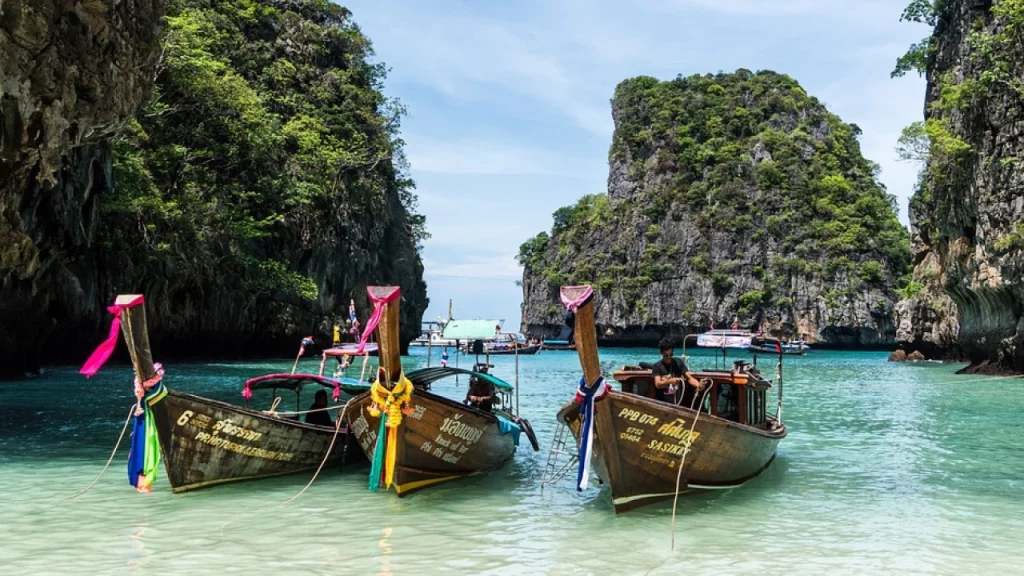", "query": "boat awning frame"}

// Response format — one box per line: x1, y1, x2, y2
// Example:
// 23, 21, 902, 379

440, 319, 504, 341
322, 343, 378, 356
244, 373, 370, 394
406, 367, 514, 391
